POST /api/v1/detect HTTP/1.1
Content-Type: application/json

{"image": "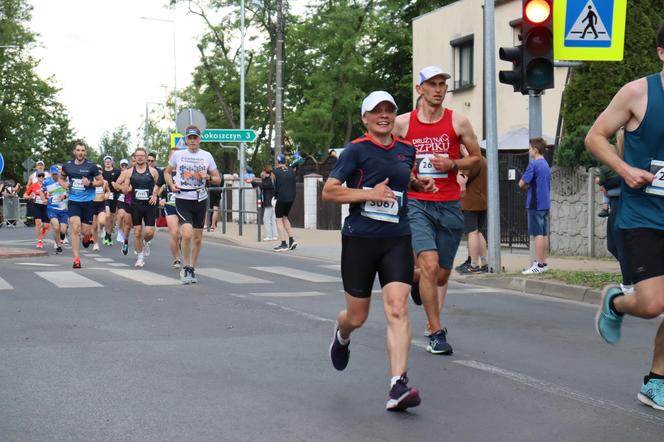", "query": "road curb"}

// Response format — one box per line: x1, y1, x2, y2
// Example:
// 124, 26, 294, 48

0, 248, 49, 259
456, 275, 602, 305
